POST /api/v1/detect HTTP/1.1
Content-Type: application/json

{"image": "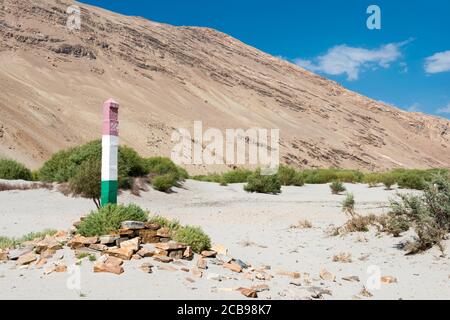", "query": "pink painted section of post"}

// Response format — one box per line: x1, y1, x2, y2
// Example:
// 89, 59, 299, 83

103, 99, 119, 136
